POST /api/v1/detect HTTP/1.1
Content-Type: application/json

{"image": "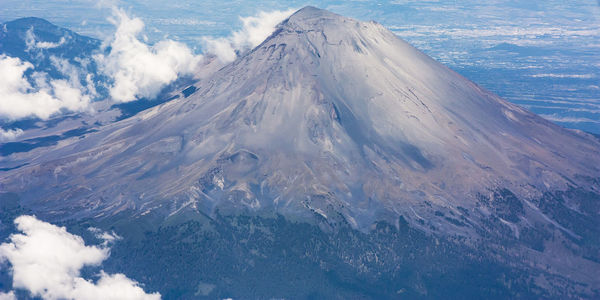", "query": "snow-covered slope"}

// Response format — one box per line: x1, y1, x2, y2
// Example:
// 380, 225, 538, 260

1, 7, 598, 235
